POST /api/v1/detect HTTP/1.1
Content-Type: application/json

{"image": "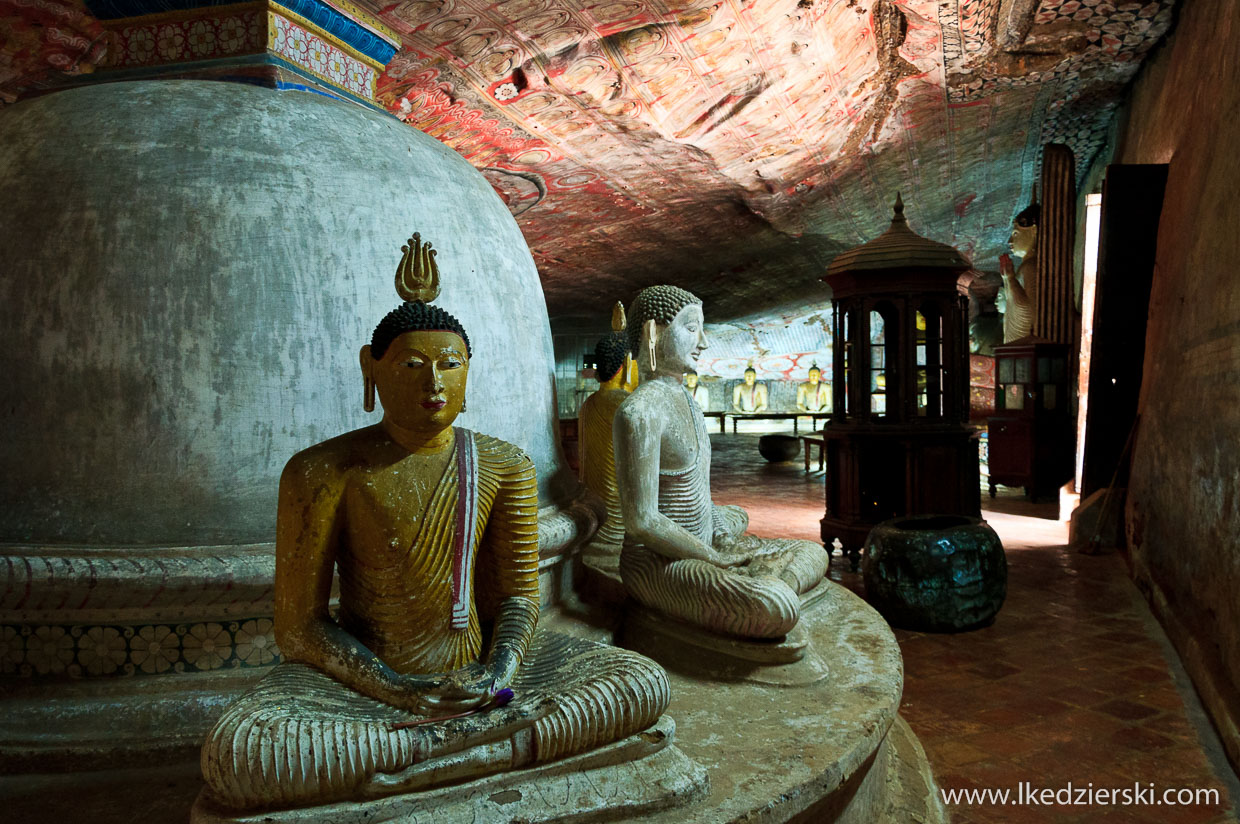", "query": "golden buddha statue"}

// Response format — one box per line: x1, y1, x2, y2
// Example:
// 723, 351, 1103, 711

613, 286, 829, 642
196, 235, 674, 816
1000, 196, 1039, 343
684, 370, 710, 411
577, 305, 632, 566
795, 363, 830, 413
731, 364, 768, 413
